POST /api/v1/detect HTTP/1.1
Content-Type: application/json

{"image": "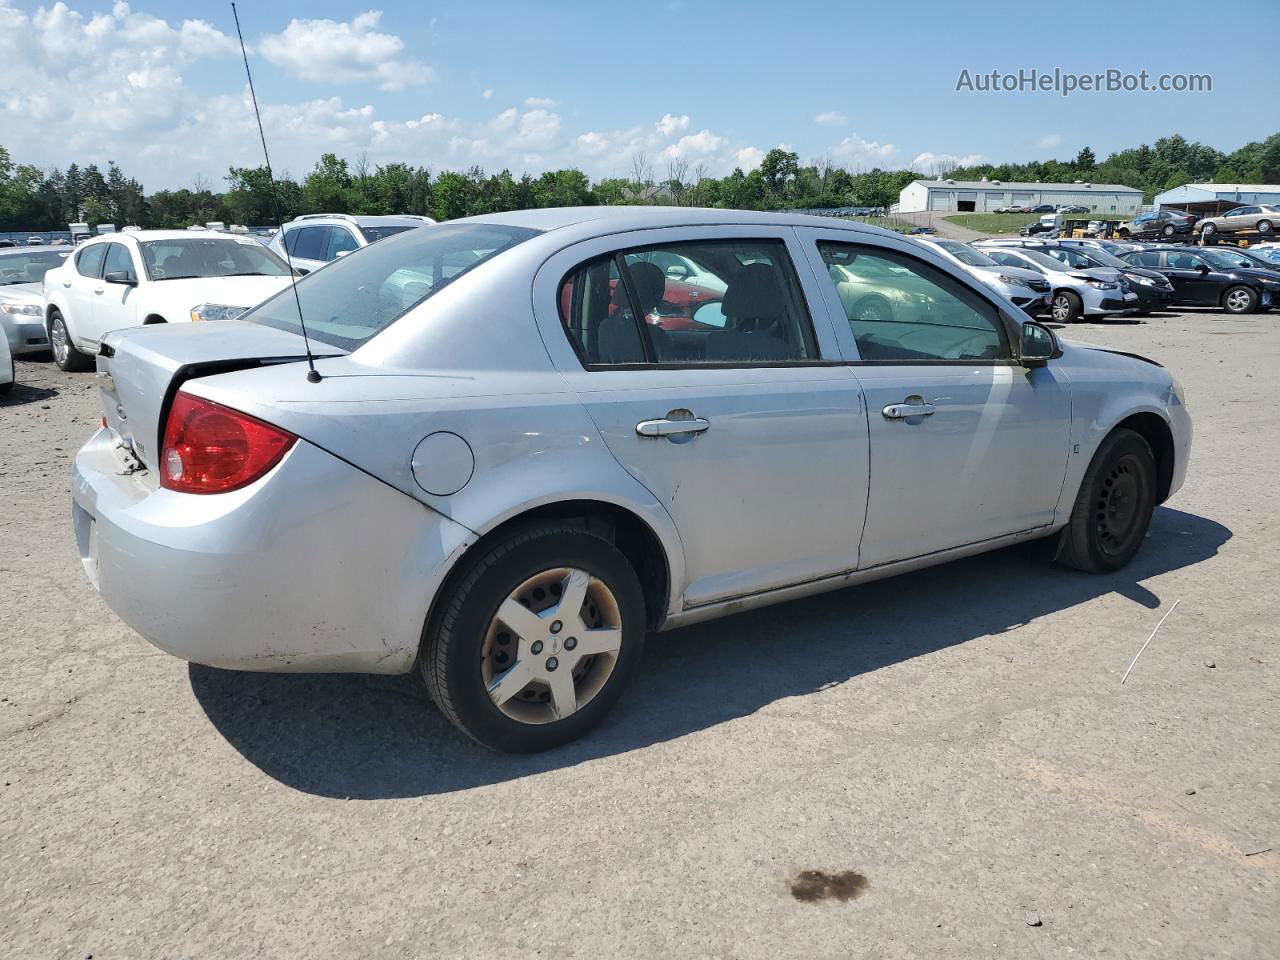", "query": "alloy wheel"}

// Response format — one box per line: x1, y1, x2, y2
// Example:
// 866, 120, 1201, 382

1051, 295, 1071, 322
1225, 289, 1253, 312
482, 567, 623, 724
50, 317, 68, 365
